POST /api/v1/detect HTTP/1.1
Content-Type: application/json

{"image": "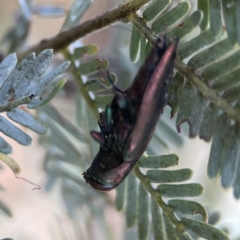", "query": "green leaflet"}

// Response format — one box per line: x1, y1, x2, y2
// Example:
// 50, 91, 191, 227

182, 218, 229, 240
152, 2, 190, 34
168, 199, 208, 222
129, 25, 141, 62
138, 184, 149, 240
198, 0, 209, 31
157, 183, 203, 197
126, 172, 137, 228
143, 0, 171, 22
139, 154, 178, 168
